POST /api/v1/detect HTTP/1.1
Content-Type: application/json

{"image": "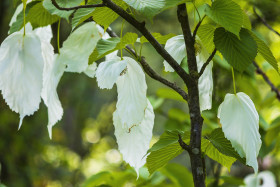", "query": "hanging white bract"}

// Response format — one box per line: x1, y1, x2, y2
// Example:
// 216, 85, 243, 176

0, 32, 44, 128
240, 171, 276, 187
113, 100, 154, 177
163, 35, 214, 111
60, 22, 101, 73
218, 92, 262, 173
